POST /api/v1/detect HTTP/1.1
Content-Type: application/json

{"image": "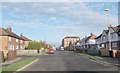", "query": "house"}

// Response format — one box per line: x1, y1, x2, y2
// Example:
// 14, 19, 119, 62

117, 25, 120, 49
0, 26, 22, 58
79, 37, 86, 49
108, 25, 118, 49
95, 34, 102, 48
84, 33, 96, 49
96, 30, 109, 49
96, 25, 119, 50
20, 34, 32, 49
62, 36, 80, 50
